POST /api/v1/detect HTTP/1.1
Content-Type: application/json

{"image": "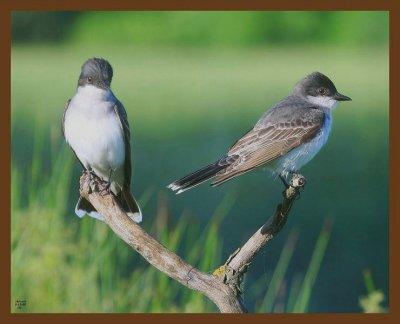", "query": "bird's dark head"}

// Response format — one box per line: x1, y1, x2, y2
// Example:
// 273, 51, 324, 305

78, 58, 113, 90
292, 72, 351, 109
